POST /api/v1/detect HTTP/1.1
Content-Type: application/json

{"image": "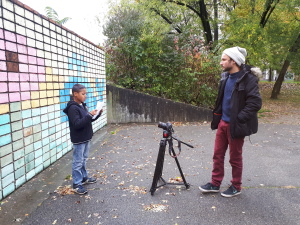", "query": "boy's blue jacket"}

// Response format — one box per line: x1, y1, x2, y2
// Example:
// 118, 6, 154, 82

63, 101, 101, 144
